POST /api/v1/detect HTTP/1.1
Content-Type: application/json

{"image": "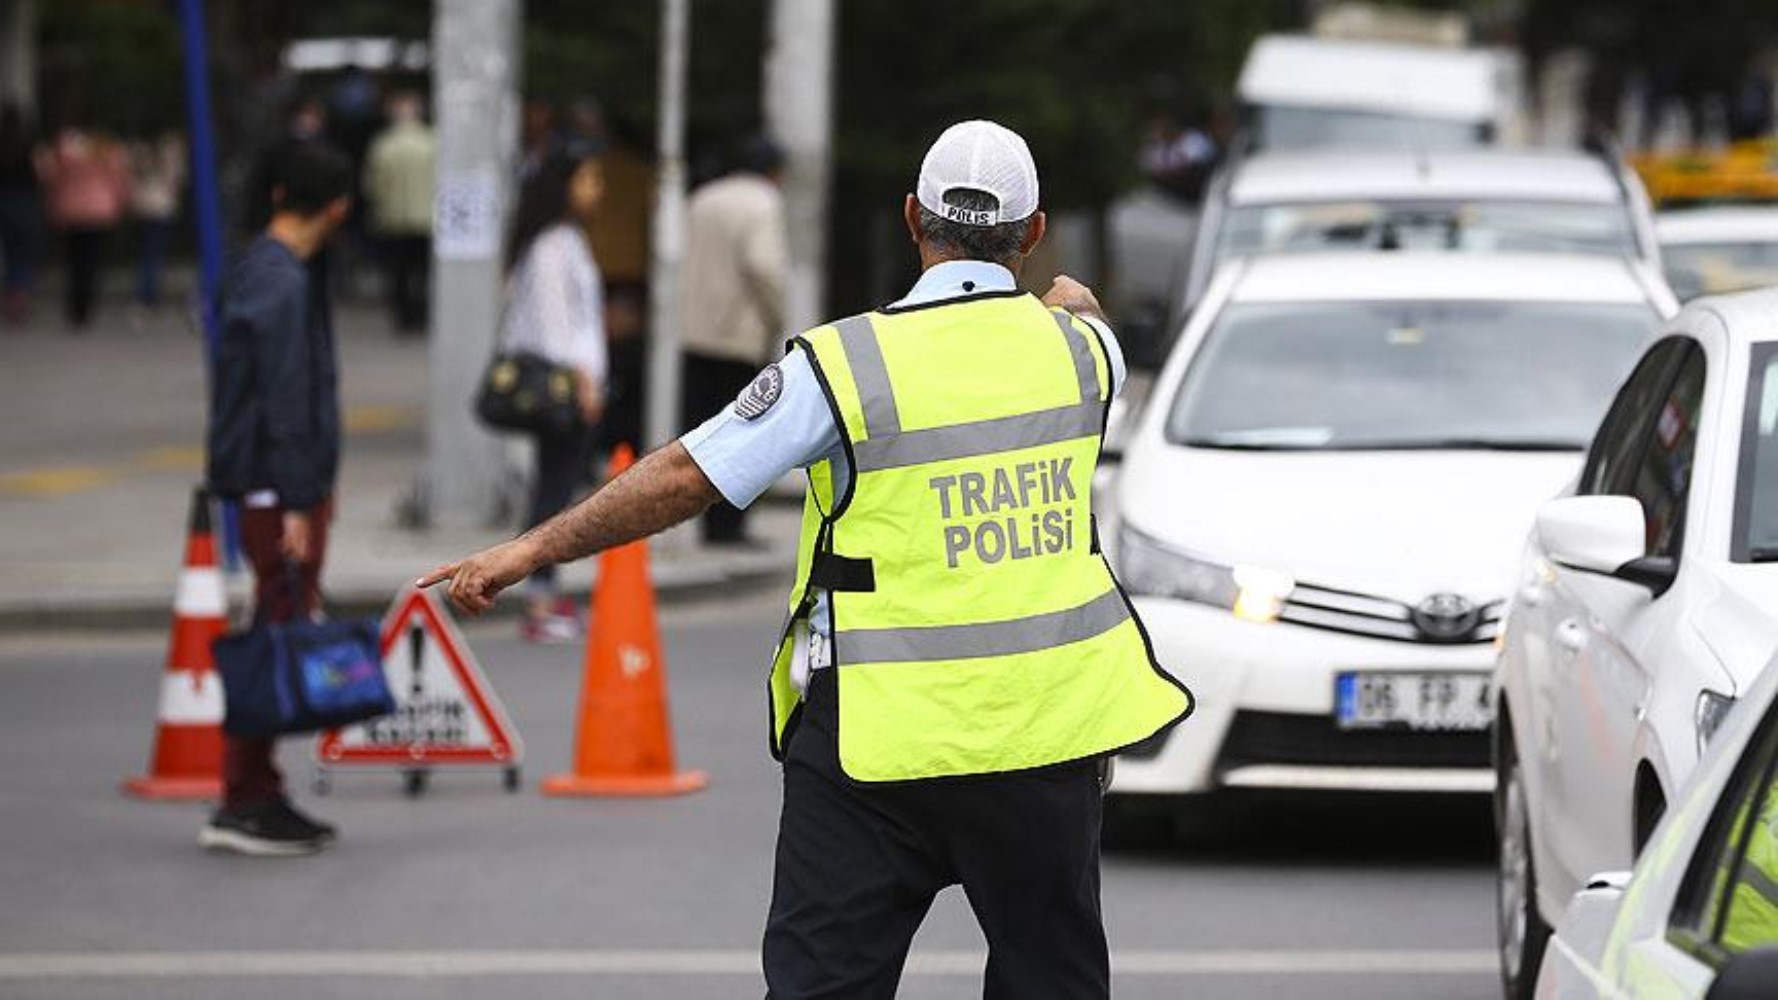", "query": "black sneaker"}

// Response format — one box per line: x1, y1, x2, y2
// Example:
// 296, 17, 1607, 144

198, 801, 326, 856
270, 799, 338, 844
